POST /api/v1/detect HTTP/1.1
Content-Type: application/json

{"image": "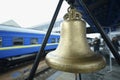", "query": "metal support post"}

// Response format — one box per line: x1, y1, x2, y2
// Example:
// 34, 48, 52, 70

79, 73, 82, 80
109, 50, 113, 72
75, 73, 82, 80
108, 27, 113, 72
26, 0, 64, 80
